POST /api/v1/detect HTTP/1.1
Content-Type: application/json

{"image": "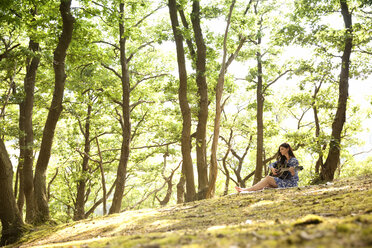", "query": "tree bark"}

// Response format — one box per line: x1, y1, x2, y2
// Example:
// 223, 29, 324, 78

168, 0, 196, 202
207, 0, 236, 199
191, 0, 209, 200
17, 102, 25, 219
320, 0, 352, 181
33, 0, 74, 223
23, 37, 40, 223
0, 139, 24, 246
109, 2, 131, 213
221, 132, 232, 196
253, 5, 264, 184
74, 104, 92, 220
96, 137, 107, 215
312, 82, 324, 174
253, 50, 264, 185
176, 169, 186, 204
